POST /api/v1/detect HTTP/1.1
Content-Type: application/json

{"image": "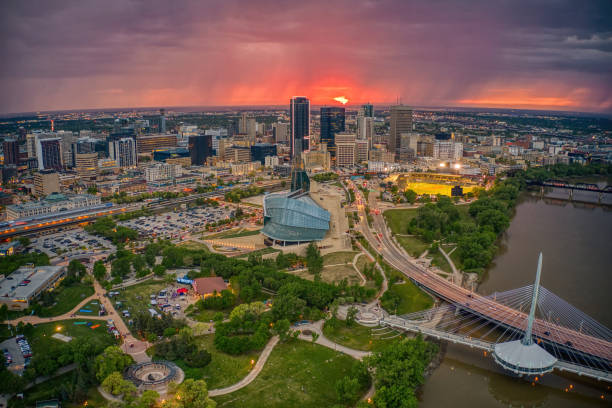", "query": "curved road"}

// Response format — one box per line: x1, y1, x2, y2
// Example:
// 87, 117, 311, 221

352, 183, 612, 363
